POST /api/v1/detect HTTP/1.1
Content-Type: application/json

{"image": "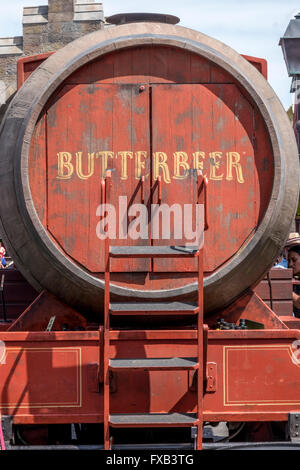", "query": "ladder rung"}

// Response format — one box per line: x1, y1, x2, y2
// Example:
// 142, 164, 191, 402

109, 245, 199, 258
109, 357, 198, 371
109, 301, 199, 315
109, 413, 198, 427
